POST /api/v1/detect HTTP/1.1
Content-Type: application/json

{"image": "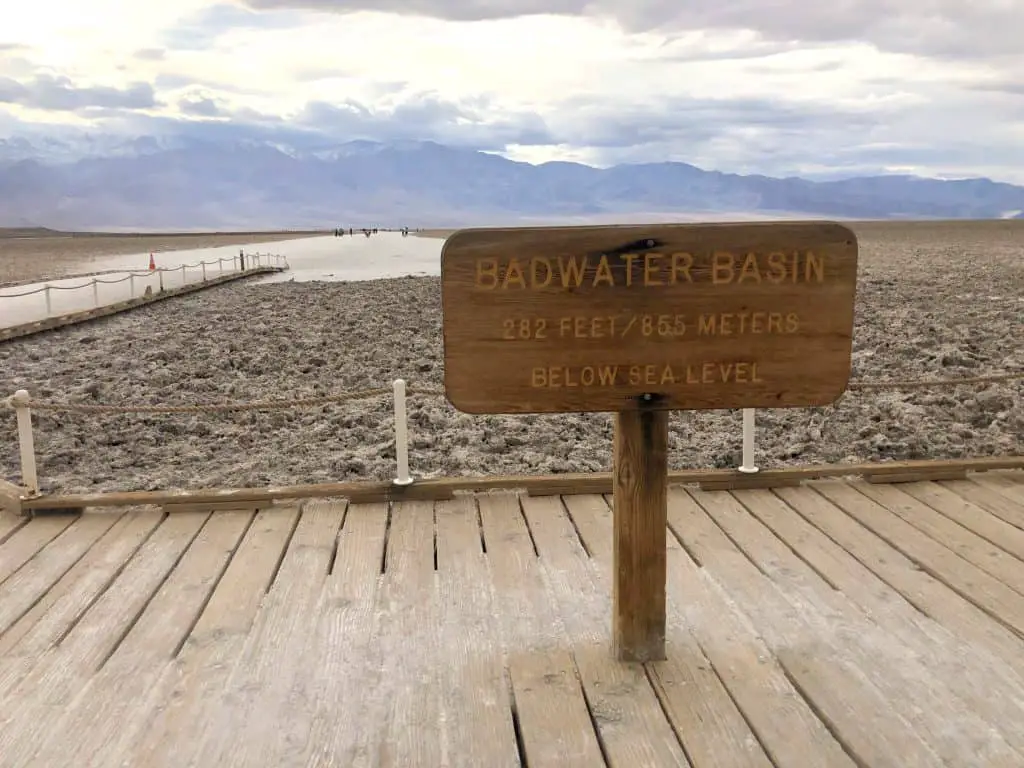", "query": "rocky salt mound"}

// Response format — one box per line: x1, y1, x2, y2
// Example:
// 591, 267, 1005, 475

1, 226, 1021, 495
